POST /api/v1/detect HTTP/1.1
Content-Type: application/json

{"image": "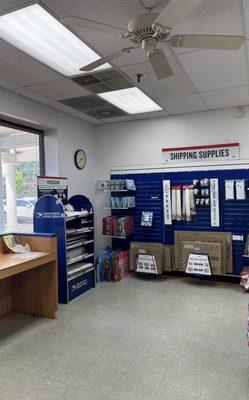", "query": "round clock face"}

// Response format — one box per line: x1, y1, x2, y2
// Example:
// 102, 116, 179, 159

74, 150, 86, 170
